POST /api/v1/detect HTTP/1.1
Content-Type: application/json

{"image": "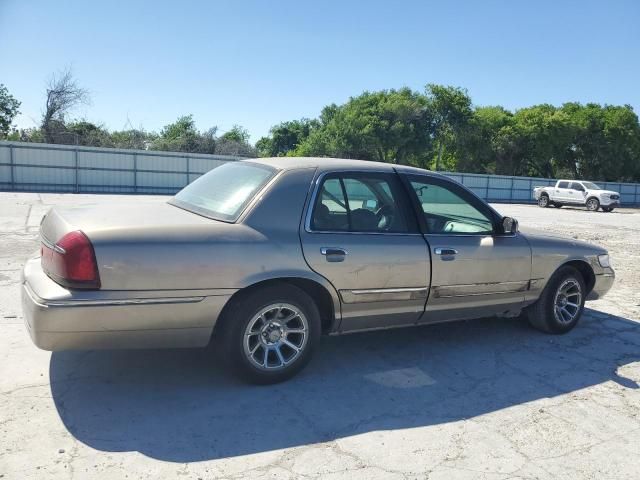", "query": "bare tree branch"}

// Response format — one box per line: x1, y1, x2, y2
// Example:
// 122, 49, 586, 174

41, 68, 90, 143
